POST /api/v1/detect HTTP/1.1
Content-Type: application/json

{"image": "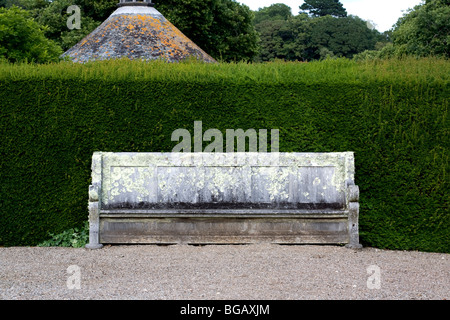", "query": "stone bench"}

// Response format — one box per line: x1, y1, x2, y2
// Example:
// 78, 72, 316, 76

86, 152, 362, 249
